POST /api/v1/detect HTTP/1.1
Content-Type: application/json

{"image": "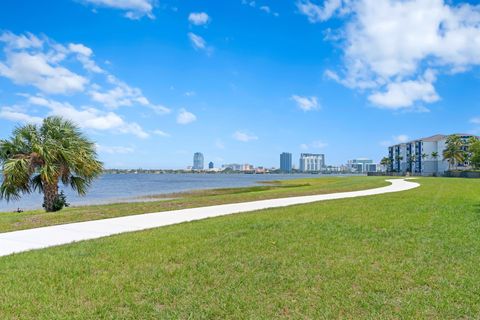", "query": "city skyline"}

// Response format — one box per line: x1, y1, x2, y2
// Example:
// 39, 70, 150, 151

0, 1, 480, 169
